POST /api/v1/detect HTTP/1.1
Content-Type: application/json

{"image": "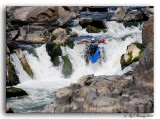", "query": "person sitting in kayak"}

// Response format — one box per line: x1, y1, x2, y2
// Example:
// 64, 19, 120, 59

85, 38, 99, 56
